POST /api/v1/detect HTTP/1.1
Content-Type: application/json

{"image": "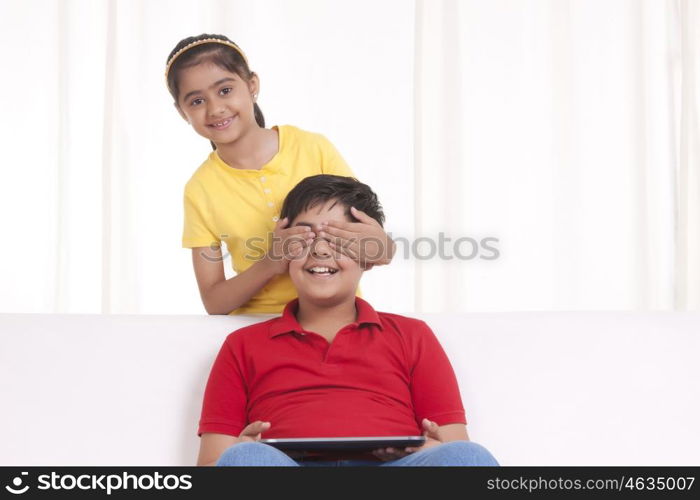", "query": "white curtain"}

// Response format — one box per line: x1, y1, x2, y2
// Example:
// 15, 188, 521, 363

0, 0, 697, 314
415, 0, 700, 312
